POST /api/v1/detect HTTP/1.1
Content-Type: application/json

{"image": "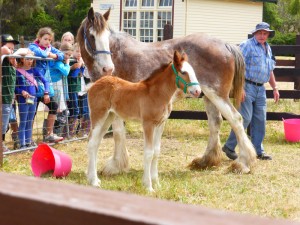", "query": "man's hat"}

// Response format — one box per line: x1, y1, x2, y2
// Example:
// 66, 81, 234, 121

251, 22, 275, 38
1, 34, 20, 45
